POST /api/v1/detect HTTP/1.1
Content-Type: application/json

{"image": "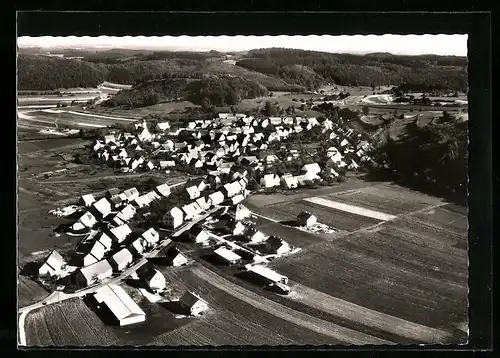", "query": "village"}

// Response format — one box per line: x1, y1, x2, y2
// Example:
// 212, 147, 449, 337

26, 110, 375, 327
